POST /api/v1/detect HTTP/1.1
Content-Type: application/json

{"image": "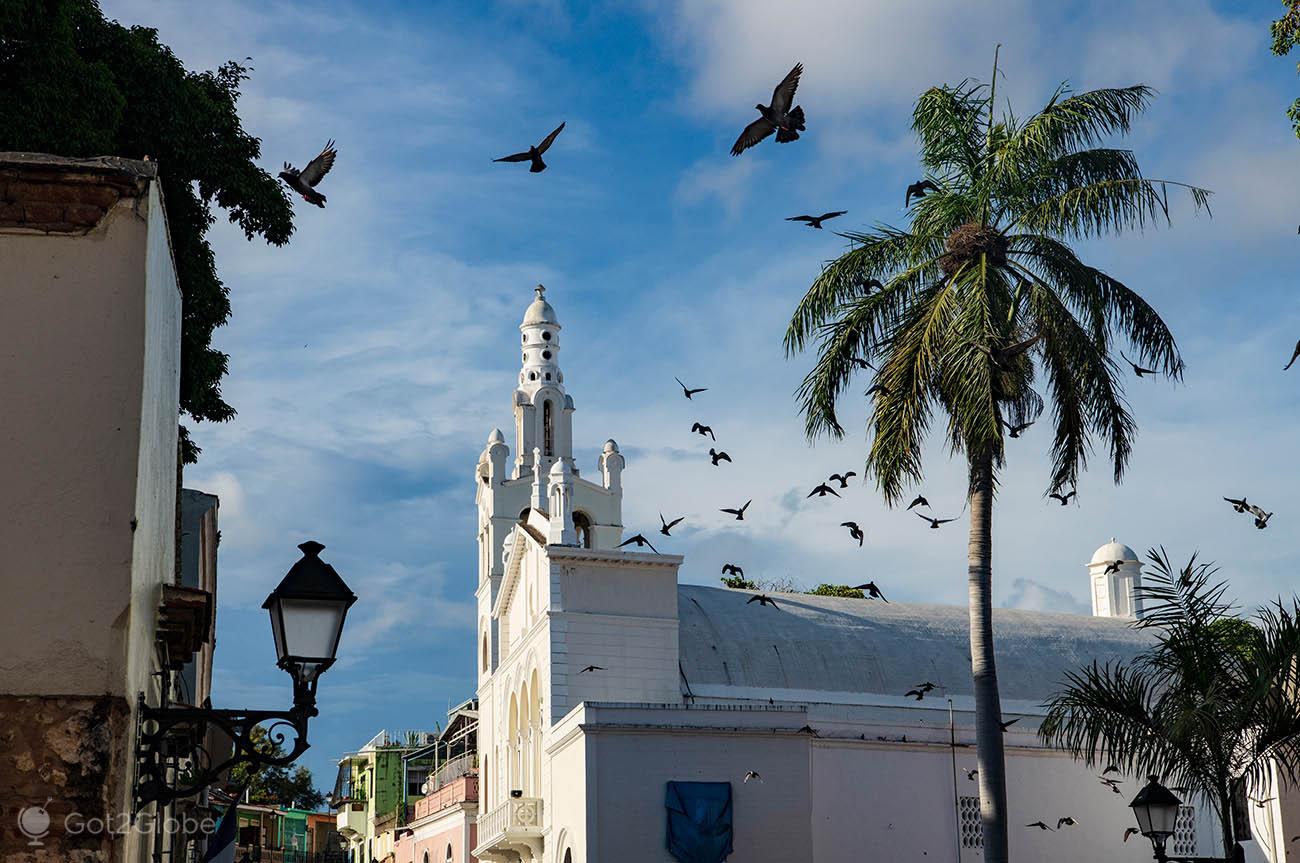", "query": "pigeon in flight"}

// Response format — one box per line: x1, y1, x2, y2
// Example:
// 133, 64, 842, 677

1001, 418, 1035, 438
676, 377, 708, 399
1121, 352, 1158, 378
1057, 817, 1078, 829
1100, 778, 1122, 794
797, 724, 819, 736
1248, 504, 1273, 529
786, 210, 846, 229
721, 500, 752, 520
1049, 490, 1077, 506
807, 483, 841, 498
743, 770, 762, 783
731, 62, 806, 156
905, 681, 935, 701
906, 495, 930, 511
747, 593, 779, 609
999, 717, 1020, 732
1224, 496, 1250, 513
493, 121, 565, 173
709, 448, 732, 466
659, 514, 685, 536
1102, 765, 1120, 776
917, 513, 955, 529
1025, 821, 1054, 831
866, 384, 890, 397
850, 357, 875, 369
618, 533, 659, 554
1284, 340, 1300, 370
852, 581, 887, 601
1103, 560, 1122, 575
841, 521, 864, 546
578, 664, 604, 673
856, 278, 885, 291
1124, 827, 1141, 842
279, 140, 337, 208
965, 768, 979, 781
828, 471, 857, 488
691, 422, 716, 440
722, 563, 745, 577
905, 179, 939, 207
